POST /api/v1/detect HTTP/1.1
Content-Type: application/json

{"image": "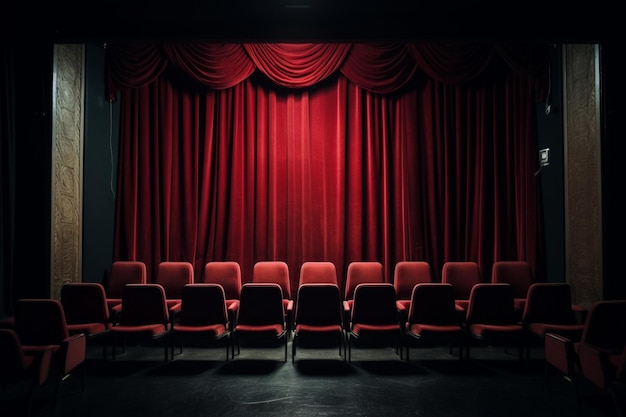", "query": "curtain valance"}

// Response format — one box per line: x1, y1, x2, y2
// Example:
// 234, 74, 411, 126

106, 41, 551, 99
